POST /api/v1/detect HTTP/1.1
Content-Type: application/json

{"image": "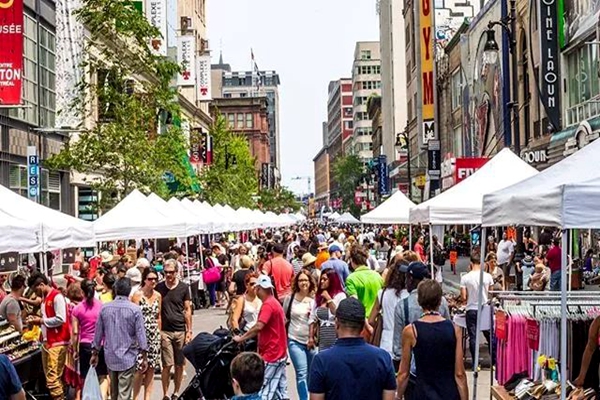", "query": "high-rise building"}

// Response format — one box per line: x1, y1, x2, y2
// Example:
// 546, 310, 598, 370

211, 60, 282, 186
379, 0, 408, 189
351, 42, 381, 162
326, 78, 353, 199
